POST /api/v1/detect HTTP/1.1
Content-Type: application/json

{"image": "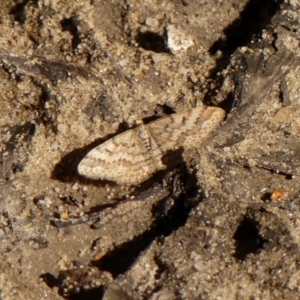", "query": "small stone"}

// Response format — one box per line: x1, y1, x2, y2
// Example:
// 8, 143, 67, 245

167, 25, 194, 53
145, 17, 159, 28
72, 183, 79, 190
